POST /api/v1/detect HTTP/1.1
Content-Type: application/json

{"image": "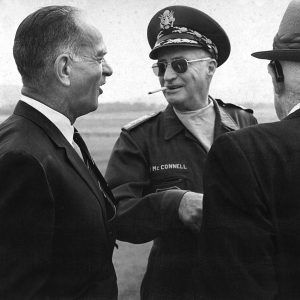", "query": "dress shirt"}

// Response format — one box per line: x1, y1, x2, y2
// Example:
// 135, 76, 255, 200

20, 95, 74, 145
288, 103, 300, 116
174, 100, 216, 151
